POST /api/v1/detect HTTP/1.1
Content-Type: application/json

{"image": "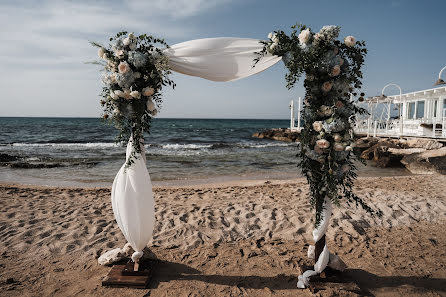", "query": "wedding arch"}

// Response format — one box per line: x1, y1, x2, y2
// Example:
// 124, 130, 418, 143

92, 24, 380, 288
